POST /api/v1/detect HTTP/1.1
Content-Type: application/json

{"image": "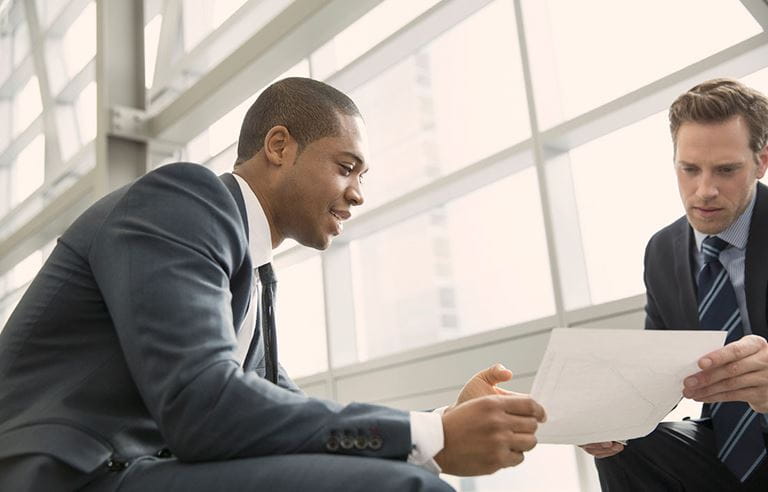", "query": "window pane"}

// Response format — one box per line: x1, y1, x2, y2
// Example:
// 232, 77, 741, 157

8, 250, 43, 291
187, 60, 310, 165
12, 76, 42, 137
62, 2, 96, 78
275, 256, 329, 378
36, 0, 69, 30
568, 112, 680, 305
144, 13, 163, 88
527, 0, 761, 129
75, 81, 97, 144
350, 0, 529, 210
351, 167, 554, 361
311, 0, 440, 79
13, 21, 29, 67
11, 134, 45, 206
745, 67, 768, 187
